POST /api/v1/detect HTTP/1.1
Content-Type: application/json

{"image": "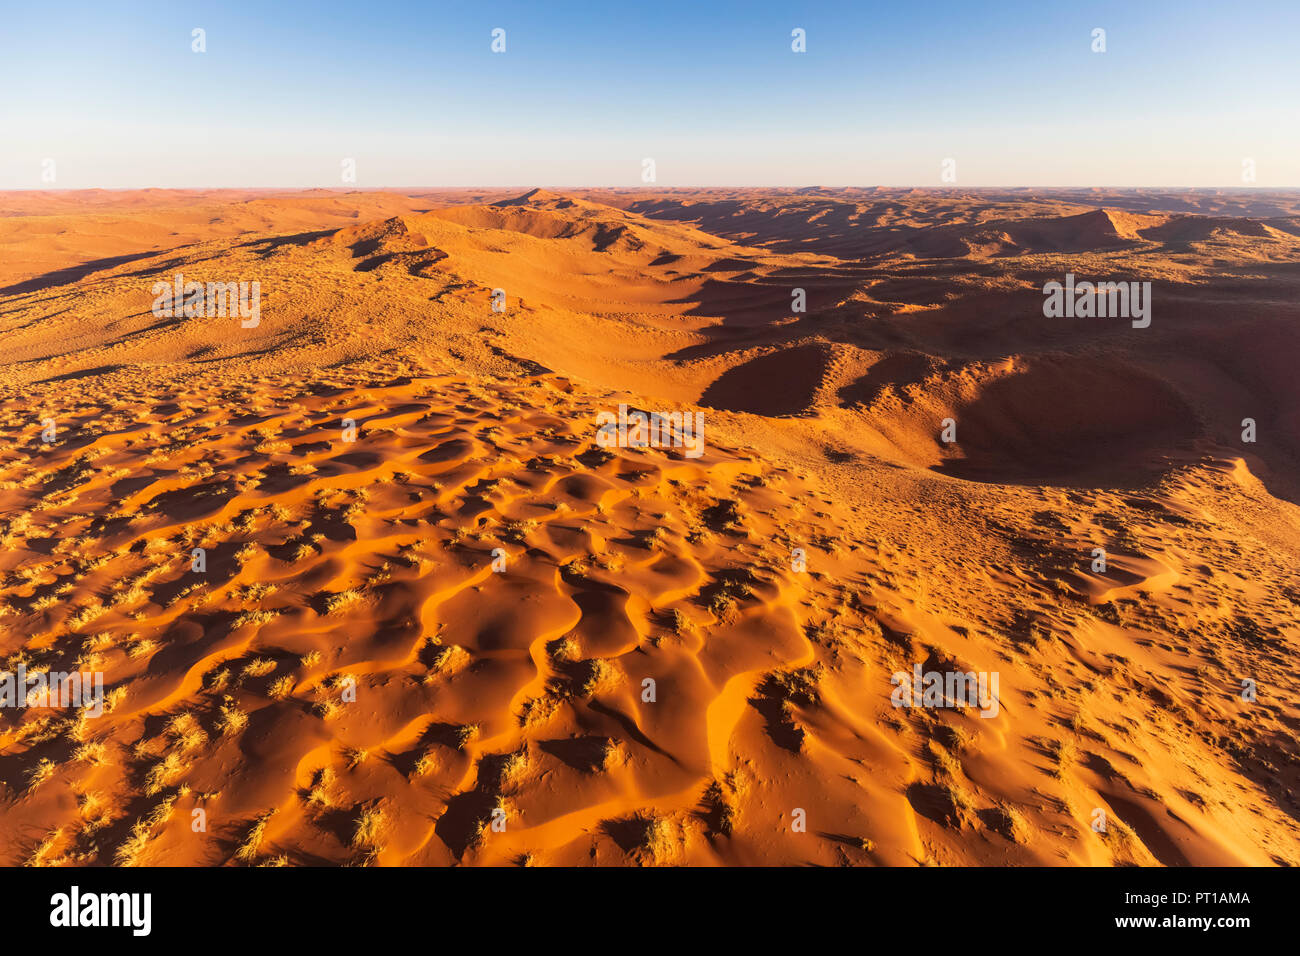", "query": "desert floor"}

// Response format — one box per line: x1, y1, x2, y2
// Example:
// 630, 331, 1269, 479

0, 186, 1297, 865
